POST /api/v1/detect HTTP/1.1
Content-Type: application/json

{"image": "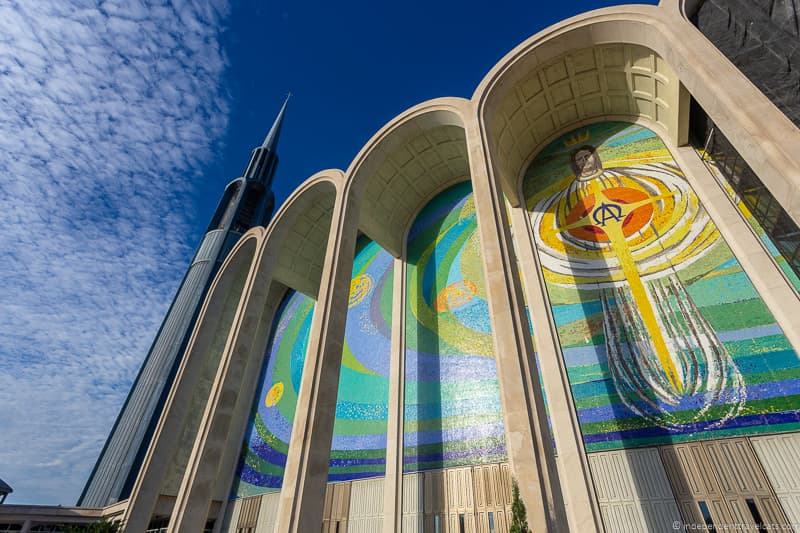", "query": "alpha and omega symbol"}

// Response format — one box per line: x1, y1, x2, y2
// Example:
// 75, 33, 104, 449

592, 202, 623, 227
